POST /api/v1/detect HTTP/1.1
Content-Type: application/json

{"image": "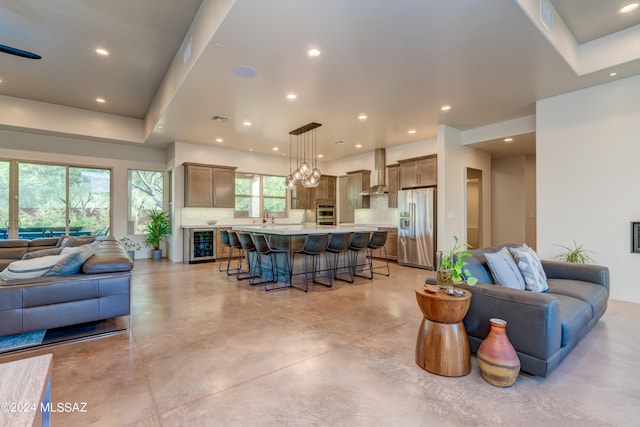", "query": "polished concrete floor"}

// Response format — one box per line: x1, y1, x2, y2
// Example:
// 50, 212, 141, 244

1, 259, 639, 426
